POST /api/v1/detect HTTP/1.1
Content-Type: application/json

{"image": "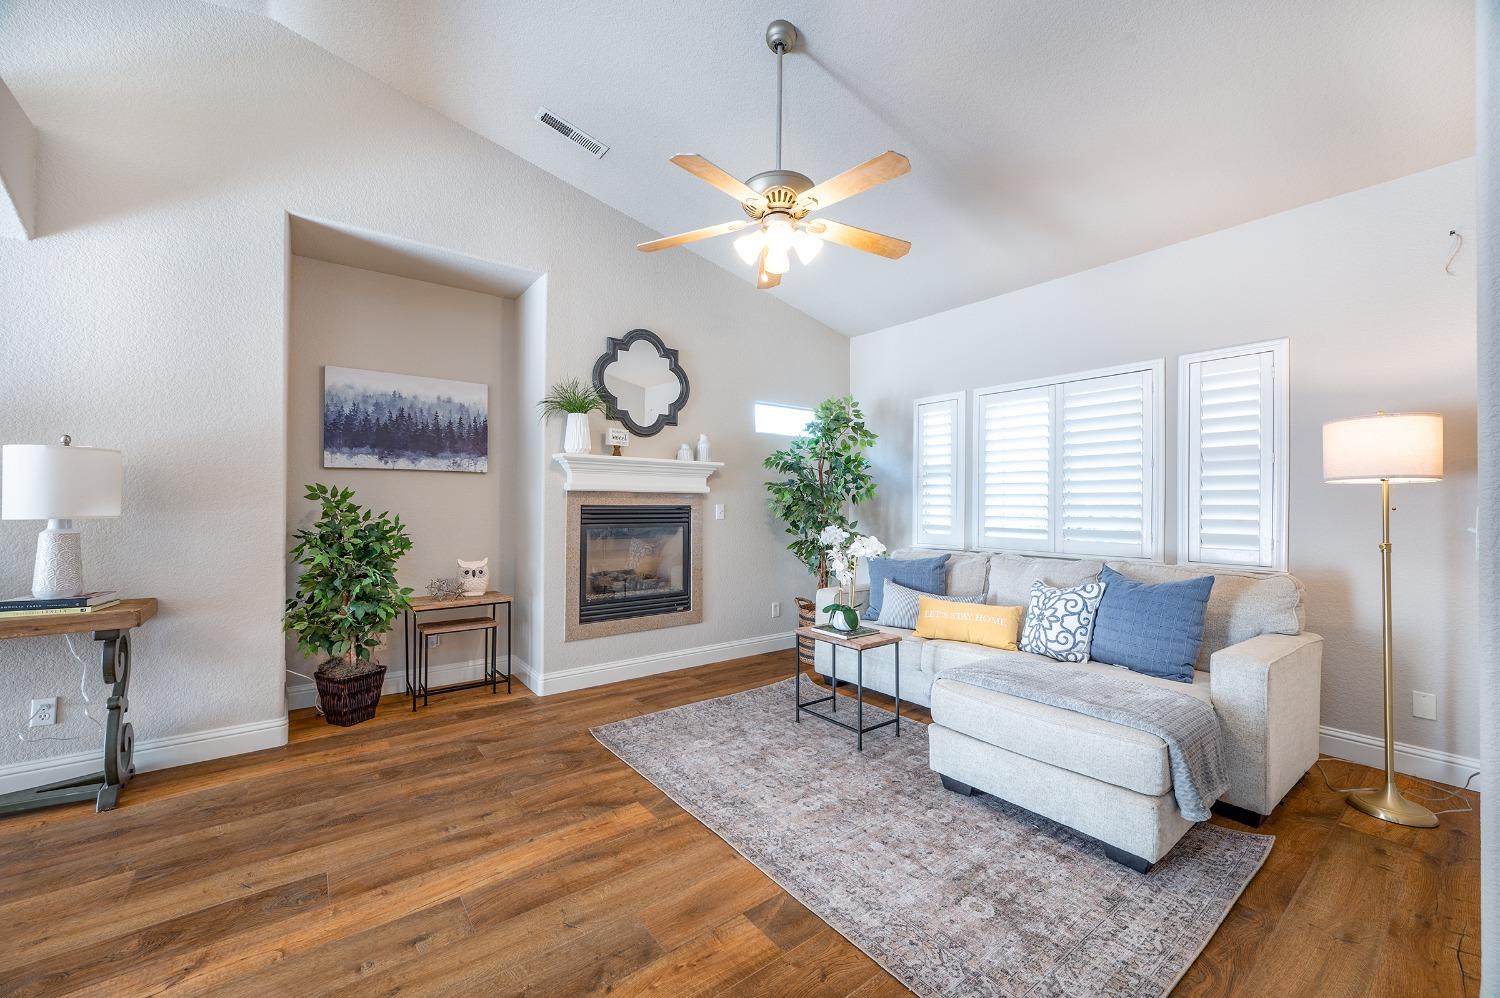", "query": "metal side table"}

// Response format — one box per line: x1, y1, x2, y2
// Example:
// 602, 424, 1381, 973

794, 625, 901, 750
